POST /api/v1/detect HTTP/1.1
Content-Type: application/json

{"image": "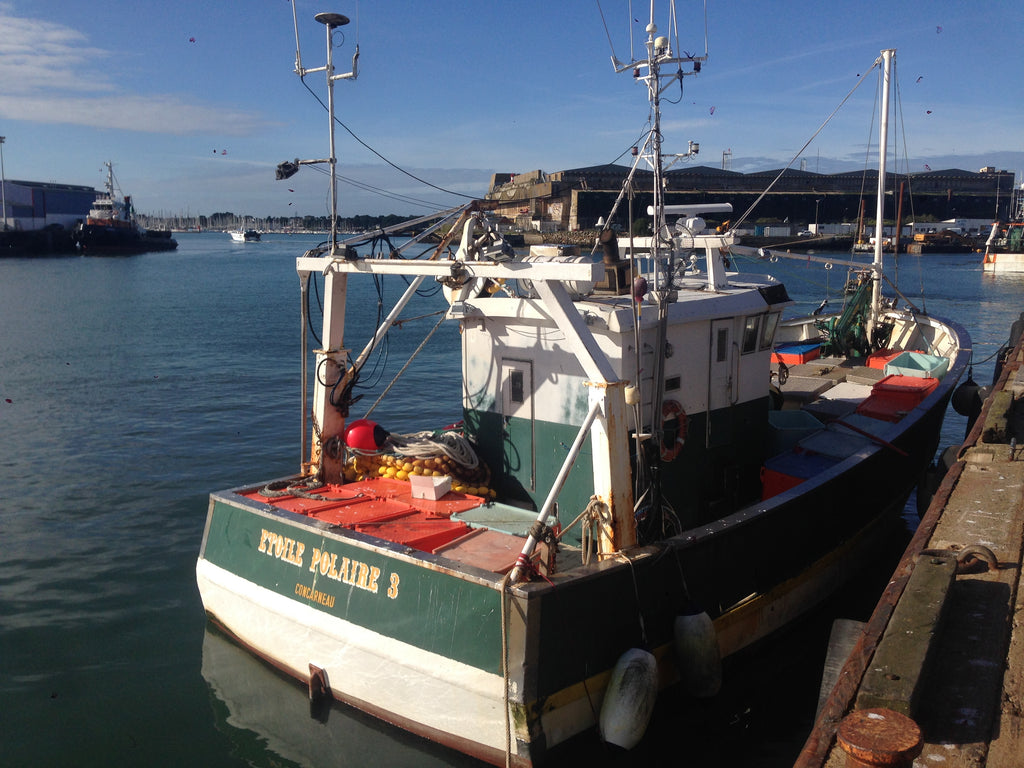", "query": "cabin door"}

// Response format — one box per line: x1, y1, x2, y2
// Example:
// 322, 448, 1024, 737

707, 319, 736, 447
500, 359, 535, 493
